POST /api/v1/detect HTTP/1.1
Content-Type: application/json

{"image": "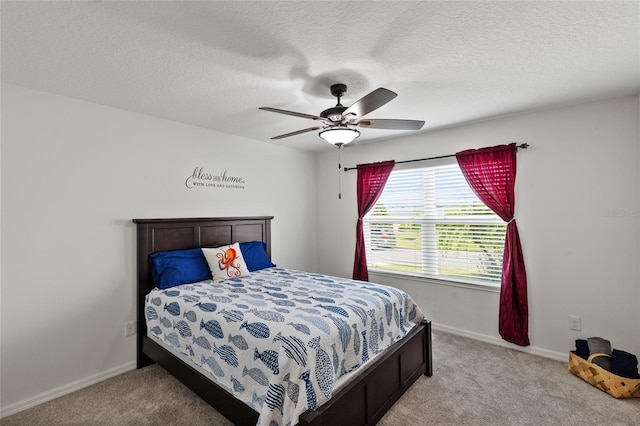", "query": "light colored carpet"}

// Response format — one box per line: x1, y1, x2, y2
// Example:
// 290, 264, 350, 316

2, 331, 639, 425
